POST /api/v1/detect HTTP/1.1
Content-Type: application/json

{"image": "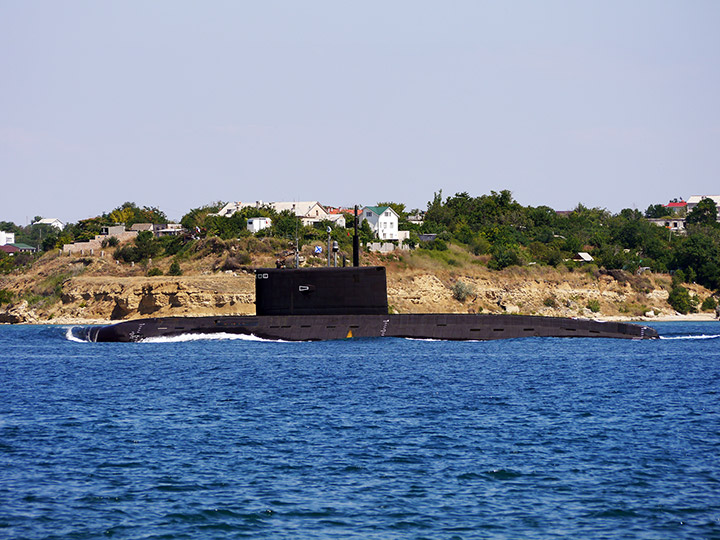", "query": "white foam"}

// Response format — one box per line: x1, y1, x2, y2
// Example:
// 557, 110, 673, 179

659, 334, 720, 340
139, 332, 287, 343
65, 327, 88, 343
